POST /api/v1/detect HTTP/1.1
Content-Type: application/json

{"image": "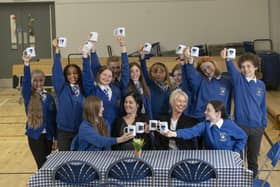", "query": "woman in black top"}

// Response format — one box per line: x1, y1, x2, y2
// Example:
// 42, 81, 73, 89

112, 91, 151, 150
154, 89, 199, 150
